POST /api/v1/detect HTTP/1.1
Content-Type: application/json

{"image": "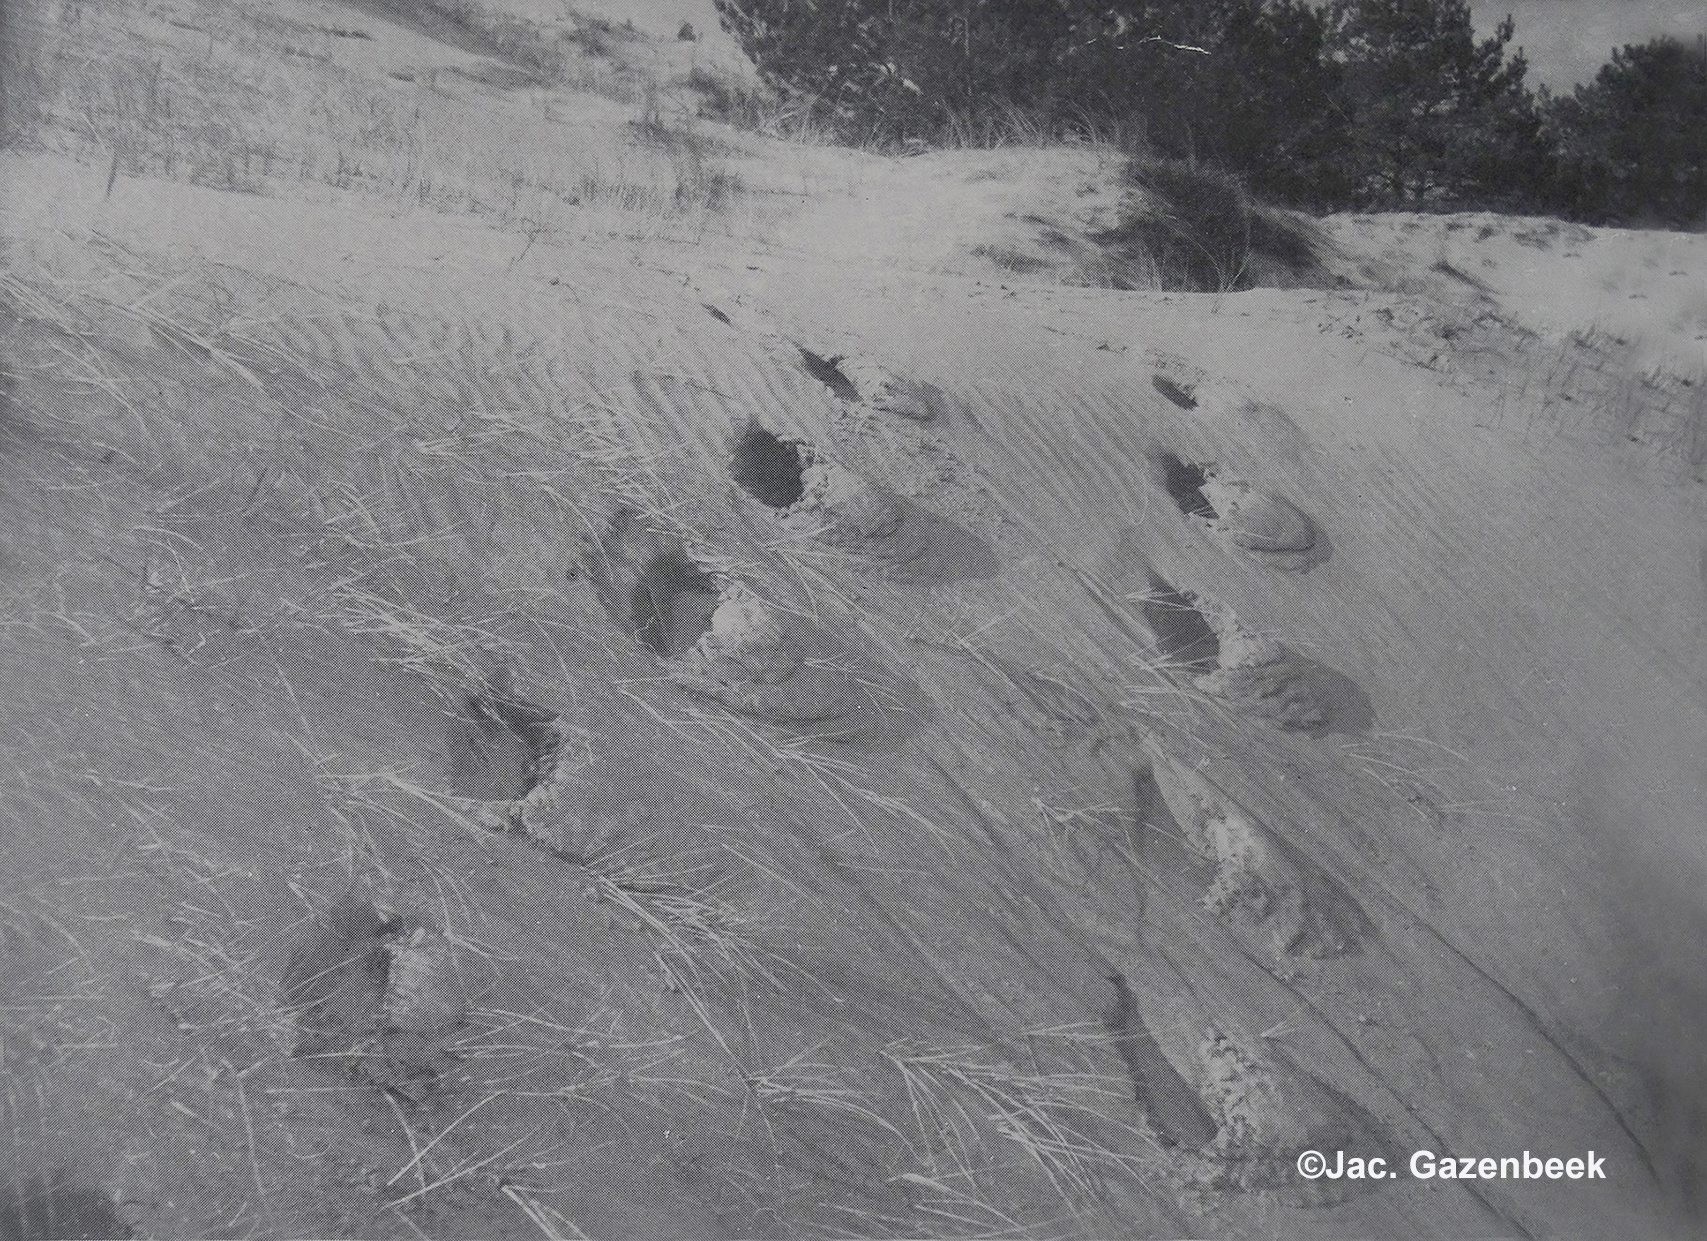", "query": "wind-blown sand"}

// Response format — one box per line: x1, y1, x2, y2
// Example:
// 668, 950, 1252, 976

1, 1, 1704, 1237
